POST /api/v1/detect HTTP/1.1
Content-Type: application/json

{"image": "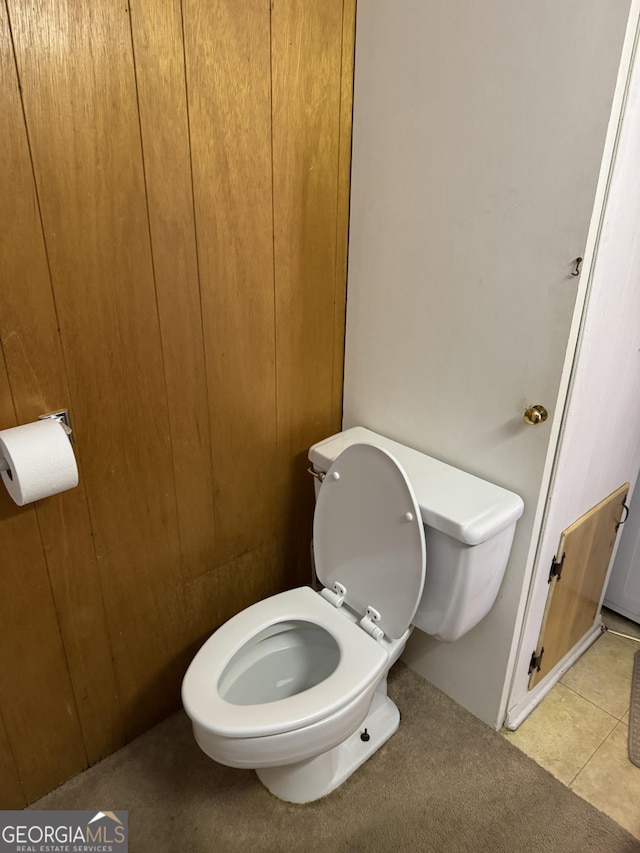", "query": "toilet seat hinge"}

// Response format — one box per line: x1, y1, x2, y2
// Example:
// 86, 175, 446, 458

320, 581, 347, 608
359, 606, 384, 642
